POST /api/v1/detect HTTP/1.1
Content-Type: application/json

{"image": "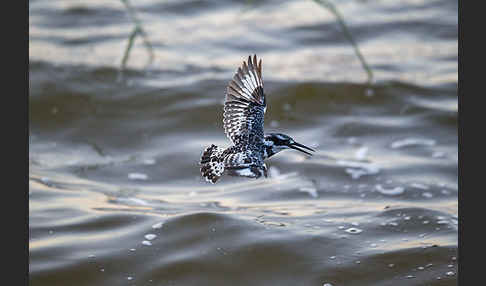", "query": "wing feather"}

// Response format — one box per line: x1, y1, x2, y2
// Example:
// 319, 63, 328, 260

223, 55, 266, 146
